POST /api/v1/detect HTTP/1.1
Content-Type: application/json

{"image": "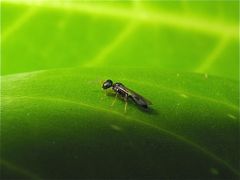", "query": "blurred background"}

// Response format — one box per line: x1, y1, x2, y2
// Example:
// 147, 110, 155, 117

1, 0, 239, 80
